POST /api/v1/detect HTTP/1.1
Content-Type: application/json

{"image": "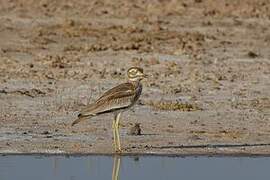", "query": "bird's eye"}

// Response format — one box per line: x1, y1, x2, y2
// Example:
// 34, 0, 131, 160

131, 69, 137, 74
